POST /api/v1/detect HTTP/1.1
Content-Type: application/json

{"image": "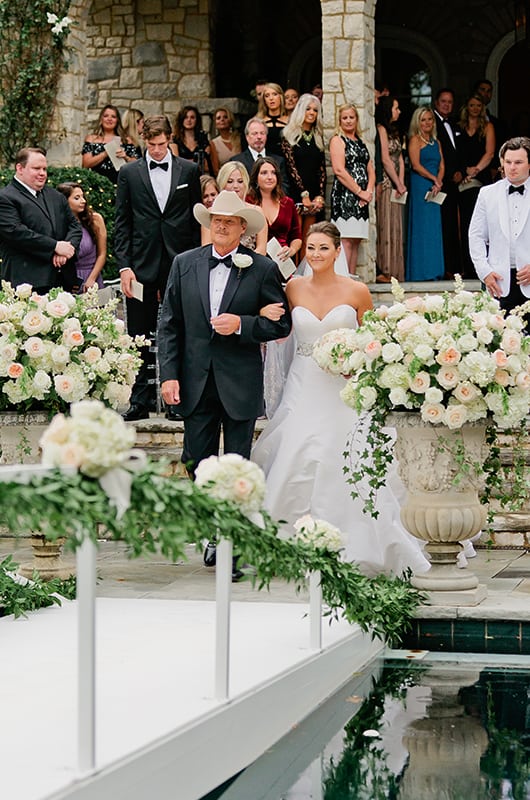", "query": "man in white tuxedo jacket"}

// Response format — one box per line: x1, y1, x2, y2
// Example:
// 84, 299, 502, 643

469, 136, 530, 329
